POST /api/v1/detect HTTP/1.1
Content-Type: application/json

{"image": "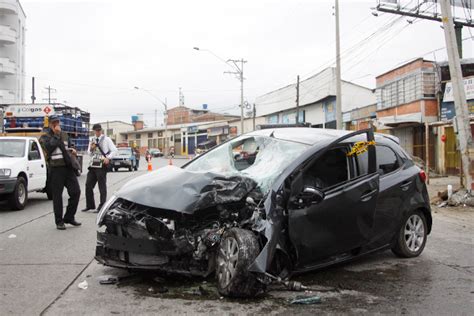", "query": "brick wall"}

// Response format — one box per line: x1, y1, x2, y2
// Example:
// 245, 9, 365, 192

376, 59, 435, 86
167, 107, 191, 125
